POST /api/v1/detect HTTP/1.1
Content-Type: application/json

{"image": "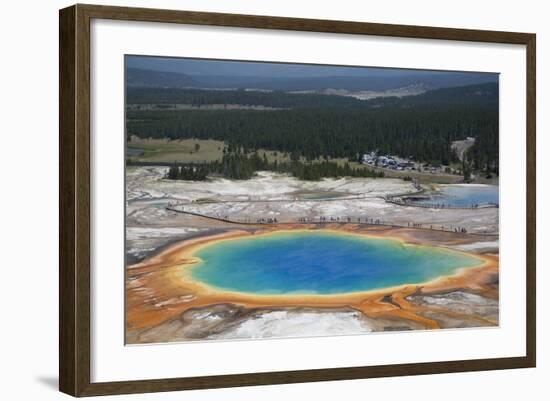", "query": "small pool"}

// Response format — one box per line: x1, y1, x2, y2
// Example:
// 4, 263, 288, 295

126, 147, 144, 157
413, 185, 499, 208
